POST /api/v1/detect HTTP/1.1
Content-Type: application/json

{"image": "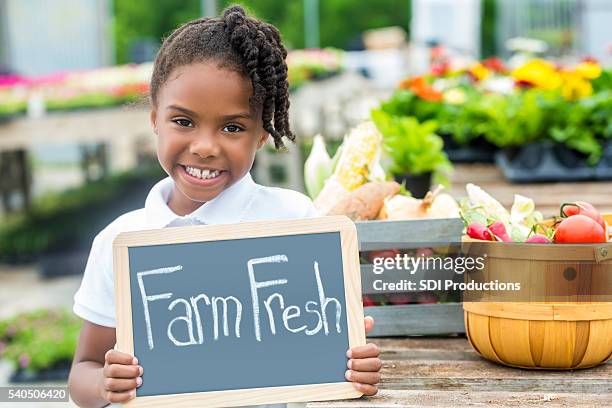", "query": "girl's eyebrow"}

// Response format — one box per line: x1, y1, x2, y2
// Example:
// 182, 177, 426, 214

221, 112, 253, 121
166, 106, 252, 121
167, 105, 199, 117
